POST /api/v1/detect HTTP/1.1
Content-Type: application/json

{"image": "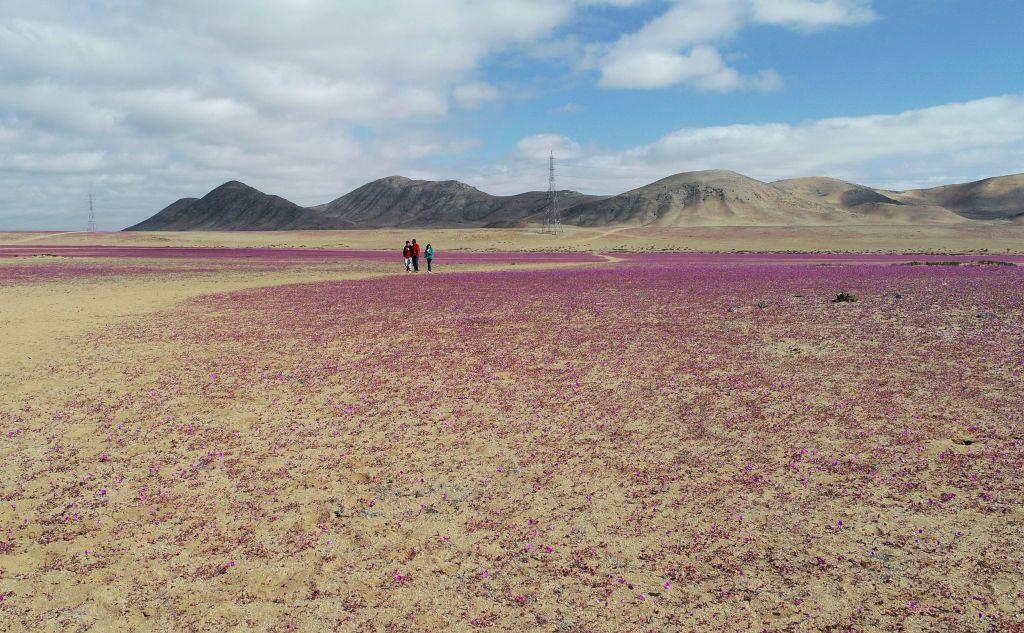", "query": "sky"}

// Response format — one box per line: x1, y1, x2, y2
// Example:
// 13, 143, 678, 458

1, 0, 1023, 230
